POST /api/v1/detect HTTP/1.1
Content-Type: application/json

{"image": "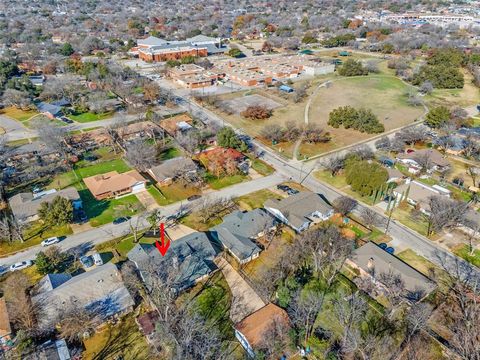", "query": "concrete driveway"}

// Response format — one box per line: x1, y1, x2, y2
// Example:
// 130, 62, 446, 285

135, 190, 159, 211
216, 257, 265, 323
